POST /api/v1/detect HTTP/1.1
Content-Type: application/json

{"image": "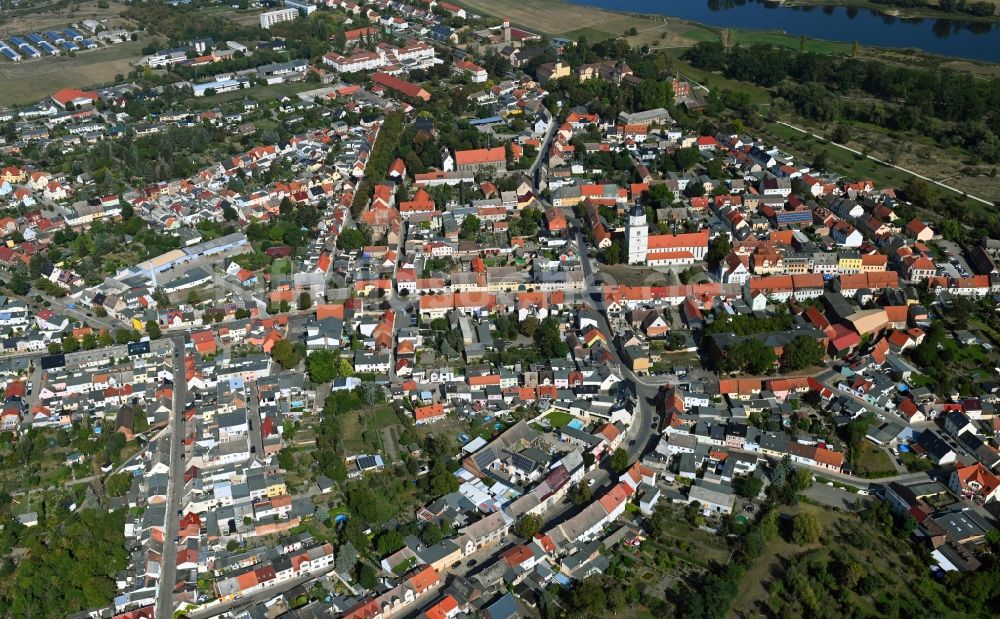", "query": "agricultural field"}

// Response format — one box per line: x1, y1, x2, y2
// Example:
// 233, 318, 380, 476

0, 39, 149, 106
0, 0, 129, 36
